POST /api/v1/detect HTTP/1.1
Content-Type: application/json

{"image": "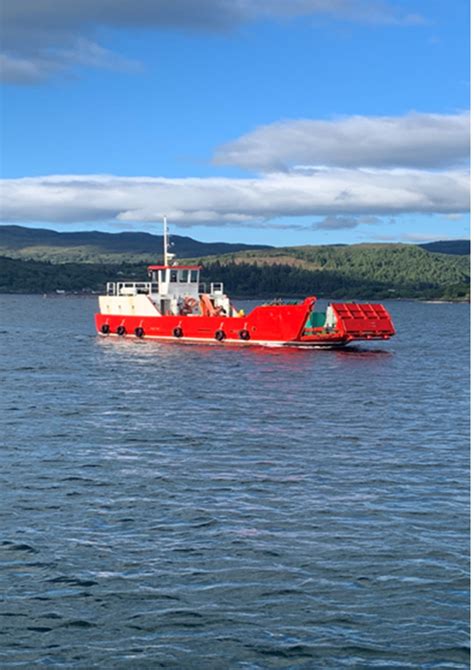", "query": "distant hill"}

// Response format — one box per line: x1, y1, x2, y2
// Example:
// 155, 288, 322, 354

0, 225, 271, 264
0, 226, 469, 300
189, 243, 470, 300
418, 240, 470, 256
0, 241, 469, 300
0, 226, 468, 264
